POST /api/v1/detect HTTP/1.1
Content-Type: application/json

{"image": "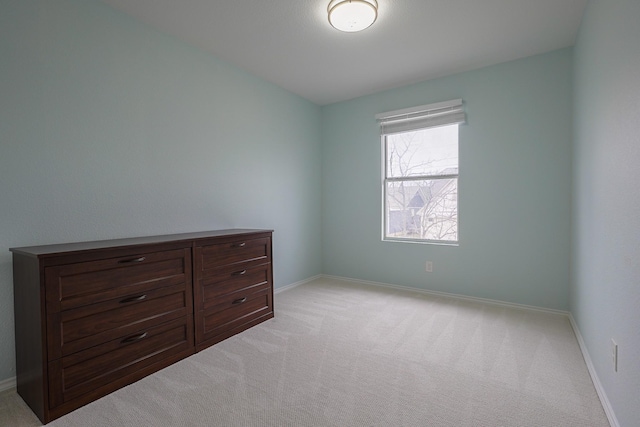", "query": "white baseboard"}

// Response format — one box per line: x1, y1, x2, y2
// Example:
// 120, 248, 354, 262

0, 279, 313, 395
321, 274, 570, 316
277, 274, 619, 426
569, 314, 619, 427
274, 275, 322, 294
0, 376, 16, 393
